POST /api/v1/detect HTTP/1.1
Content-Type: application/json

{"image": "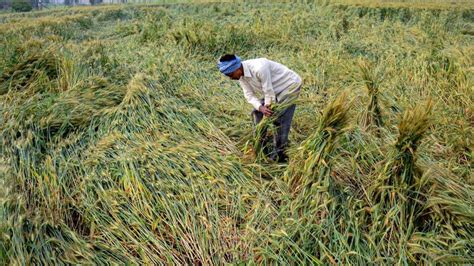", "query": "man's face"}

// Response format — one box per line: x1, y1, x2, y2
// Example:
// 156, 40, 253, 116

226, 67, 243, 80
